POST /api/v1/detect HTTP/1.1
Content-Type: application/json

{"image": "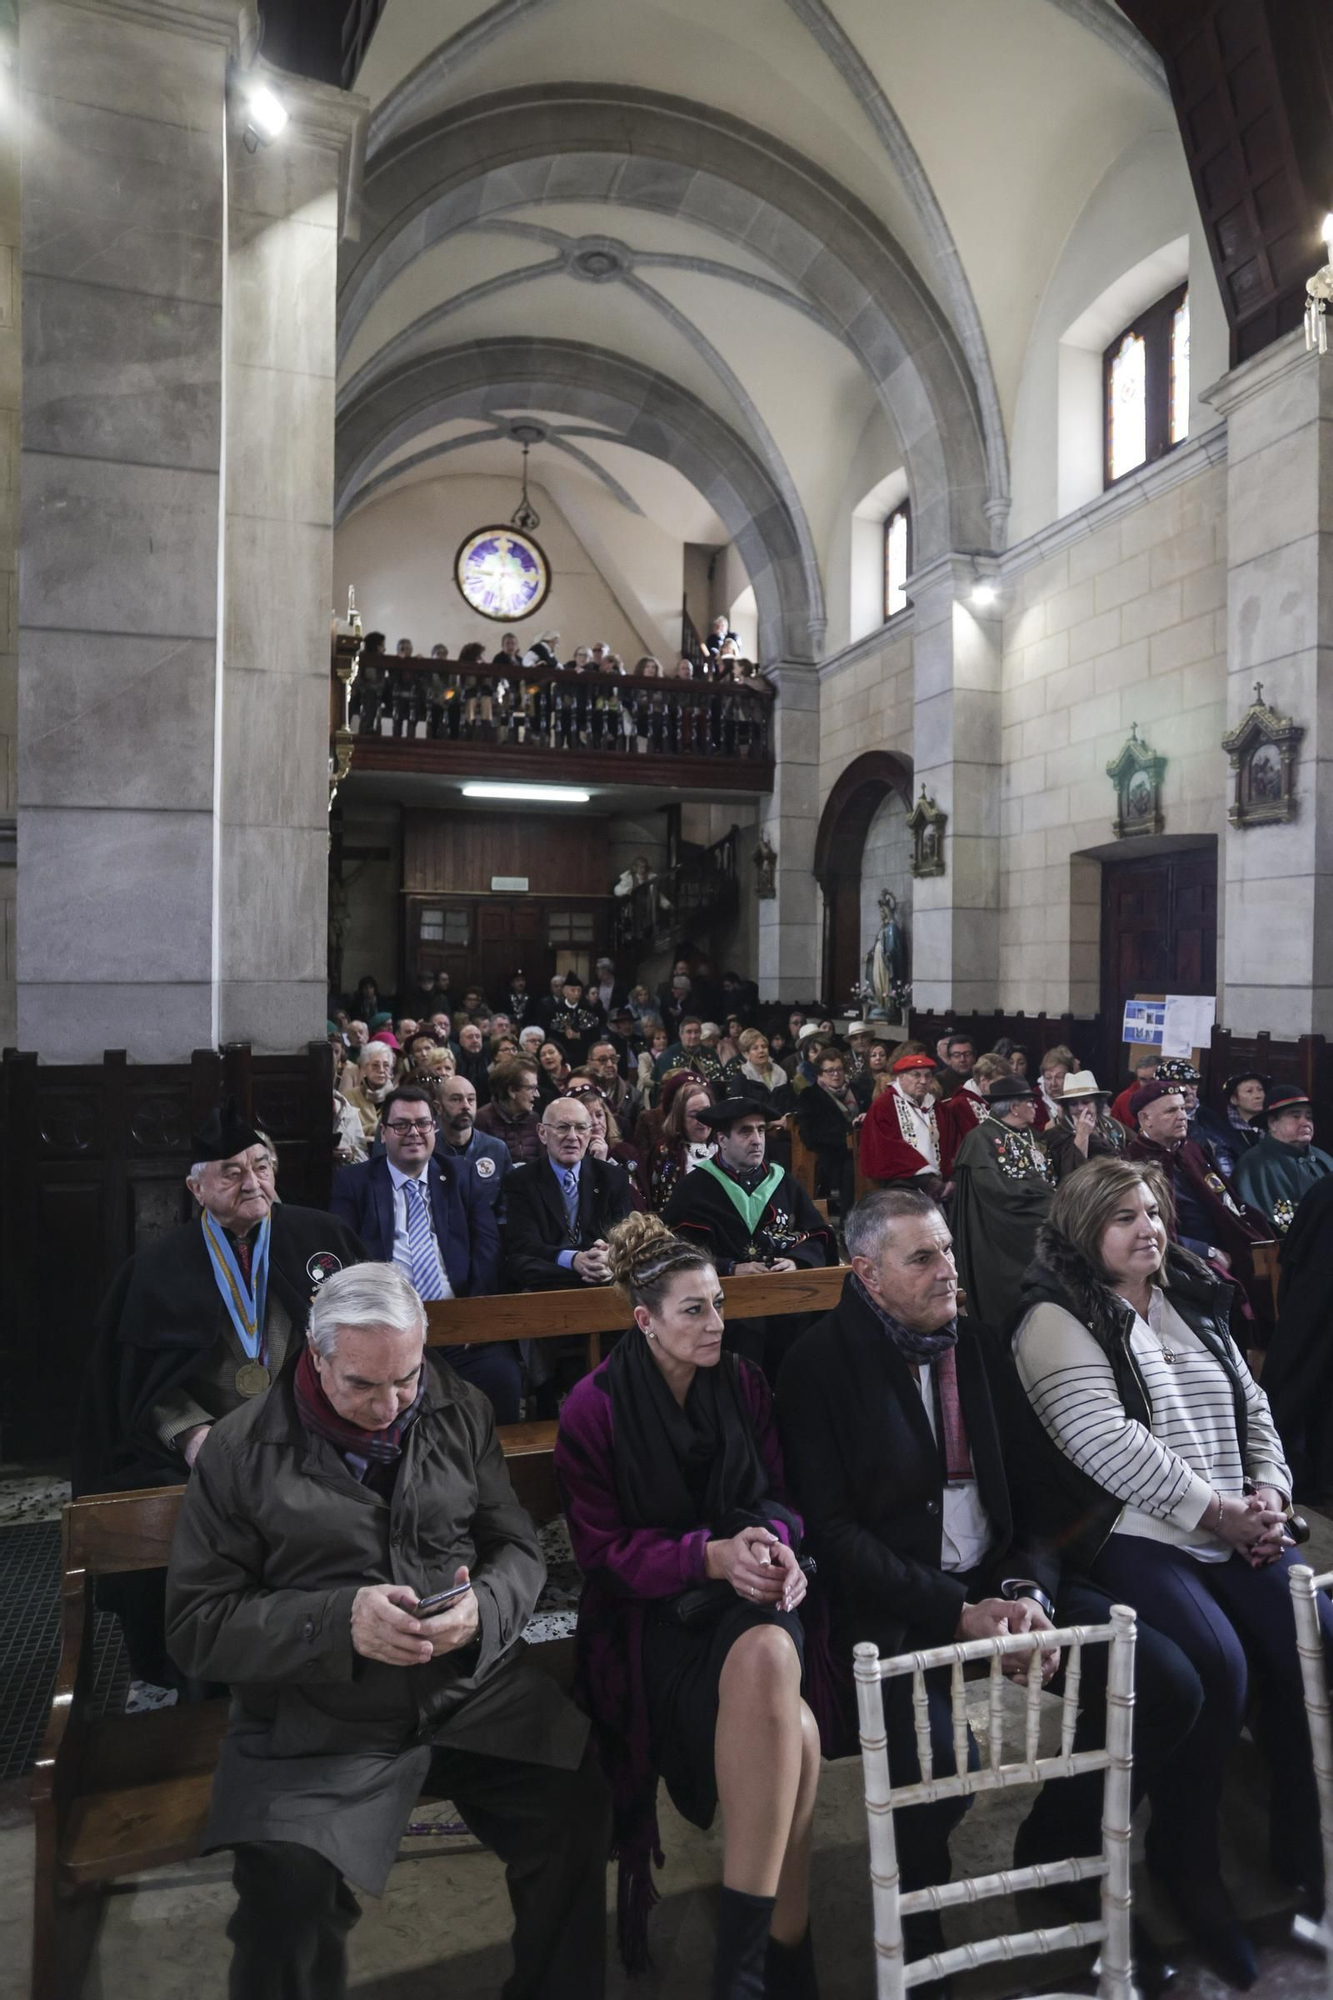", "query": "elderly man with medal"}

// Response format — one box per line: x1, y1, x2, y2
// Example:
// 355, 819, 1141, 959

74, 1102, 366, 1688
